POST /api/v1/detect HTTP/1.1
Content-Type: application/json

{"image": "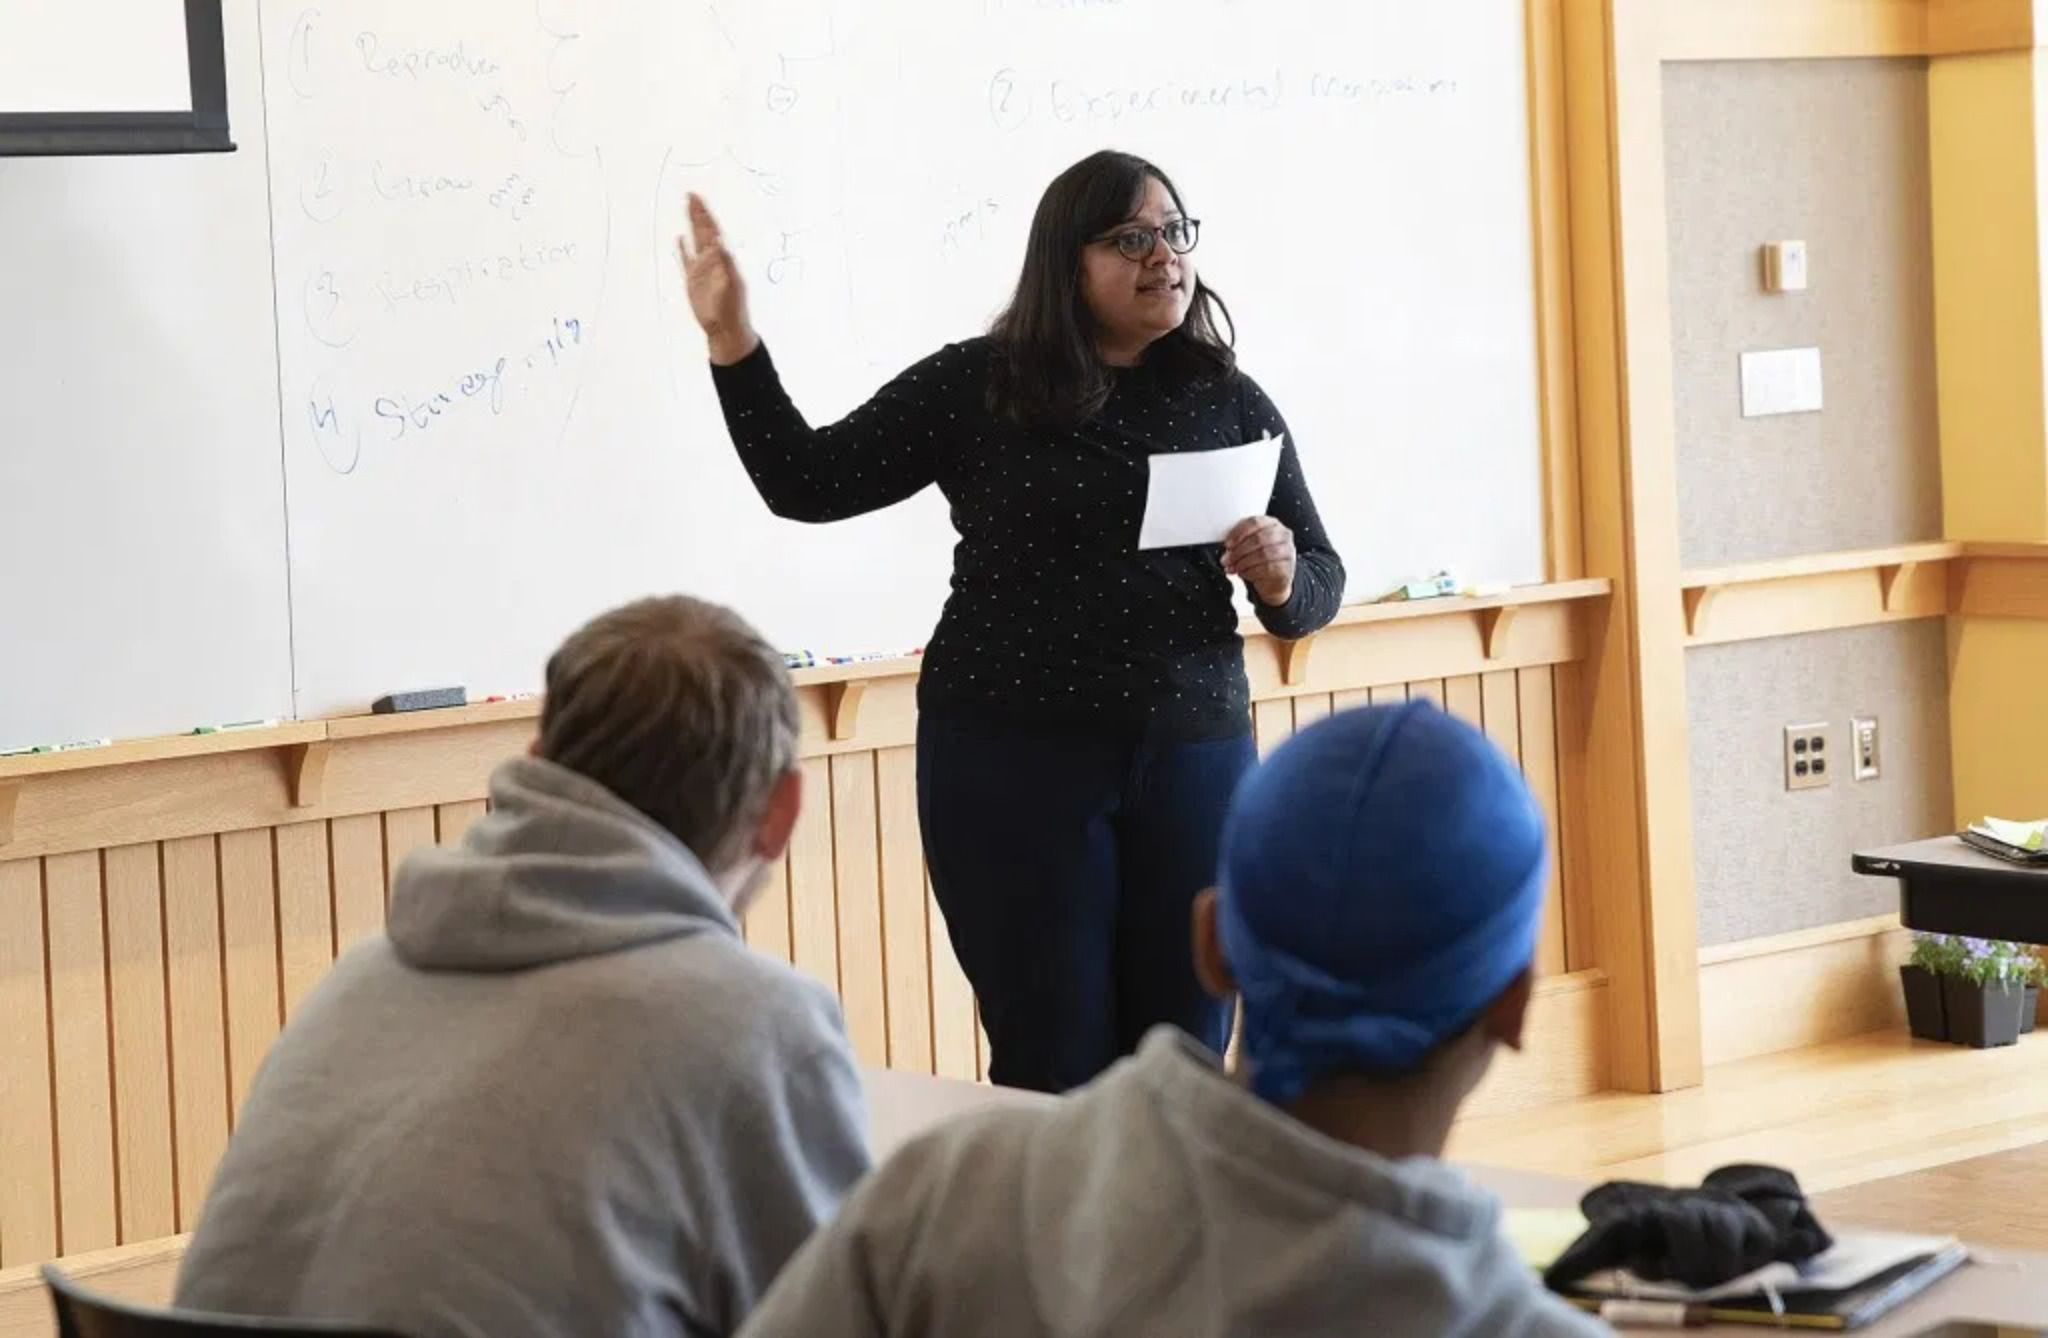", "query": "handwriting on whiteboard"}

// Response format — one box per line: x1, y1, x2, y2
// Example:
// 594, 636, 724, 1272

354, 32, 503, 81
988, 65, 1459, 129
373, 239, 583, 310
305, 313, 586, 468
